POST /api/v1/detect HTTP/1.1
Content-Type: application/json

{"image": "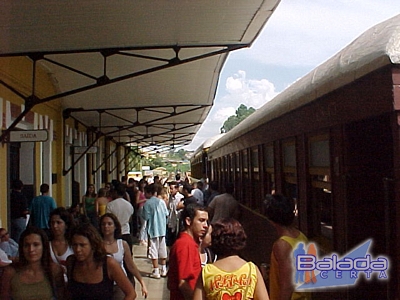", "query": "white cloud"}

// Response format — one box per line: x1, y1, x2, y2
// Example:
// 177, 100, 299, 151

241, 0, 400, 68
222, 70, 278, 109
226, 74, 243, 91
186, 71, 278, 150
213, 107, 236, 123
185, 0, 400, 151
